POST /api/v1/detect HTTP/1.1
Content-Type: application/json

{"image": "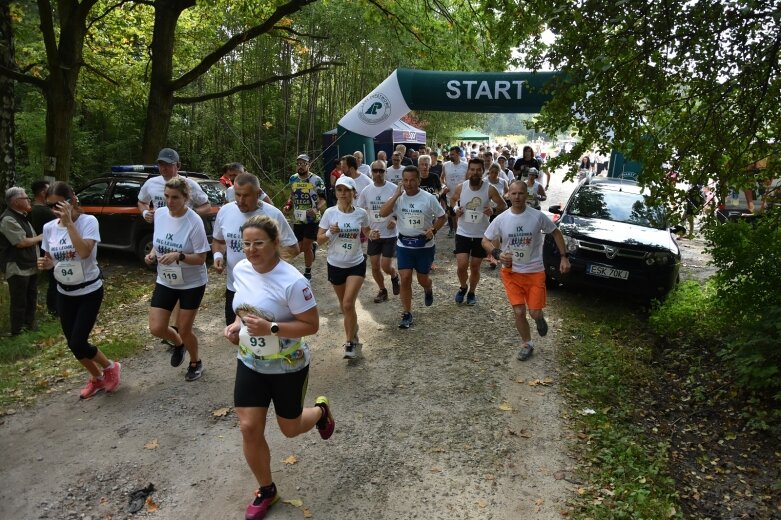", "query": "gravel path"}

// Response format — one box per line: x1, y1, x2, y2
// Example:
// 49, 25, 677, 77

0, 214, 575, 519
